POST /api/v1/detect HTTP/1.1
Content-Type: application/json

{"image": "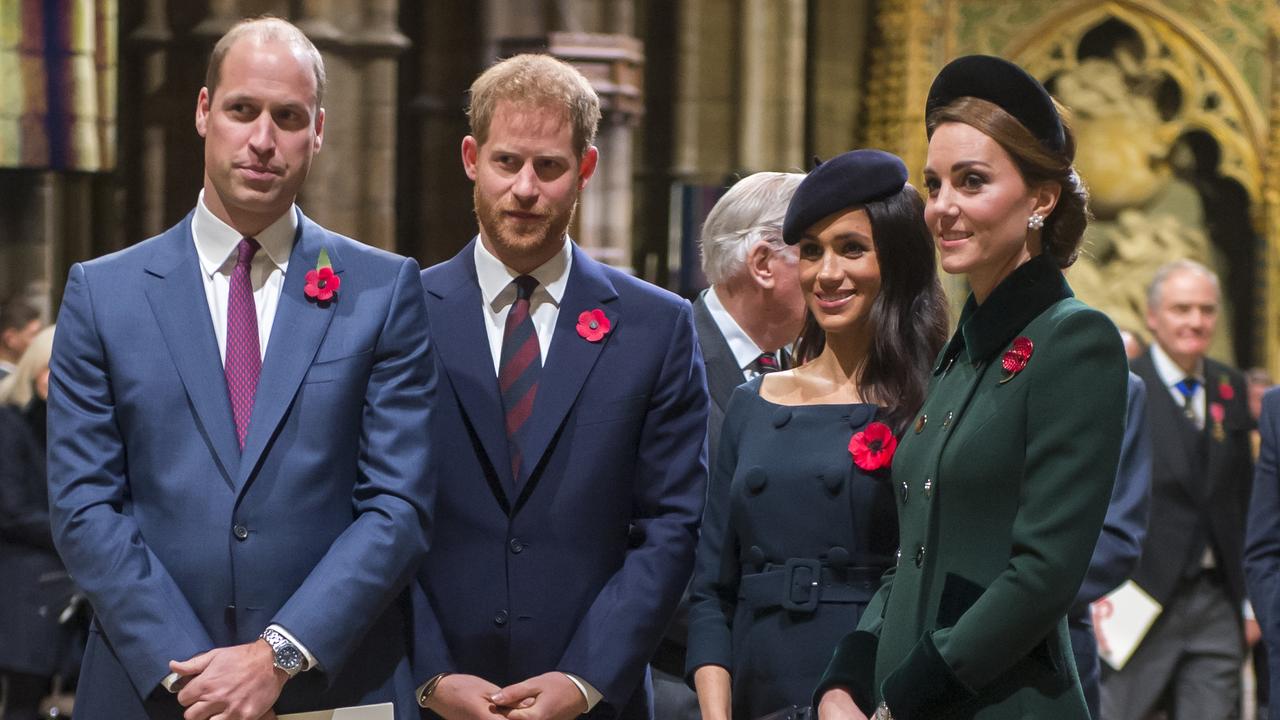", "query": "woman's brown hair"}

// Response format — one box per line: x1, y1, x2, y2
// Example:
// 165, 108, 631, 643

927, 96, 1090, 268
